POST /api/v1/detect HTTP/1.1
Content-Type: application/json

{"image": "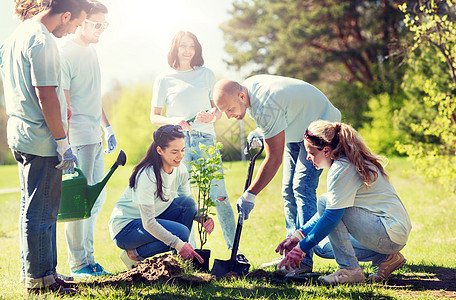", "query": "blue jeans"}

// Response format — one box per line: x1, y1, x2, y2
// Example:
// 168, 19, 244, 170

183, 131, 236, 250
14, 150, 61, 288
282, 141, 322, 267
65, 142, 106, 272
113, 196, 196, 259
316, 194, 405, 269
